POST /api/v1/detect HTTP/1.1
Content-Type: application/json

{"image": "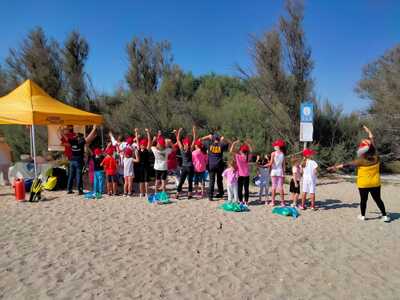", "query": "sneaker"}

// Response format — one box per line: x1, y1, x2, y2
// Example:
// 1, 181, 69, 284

382, 215, 391, 222
291, 203, 297, 208
299, 206, 306, 210
78, 190, 84, 195
67, 191, 74, 194
358, 215, 366, 221
215, 193, 224, 199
